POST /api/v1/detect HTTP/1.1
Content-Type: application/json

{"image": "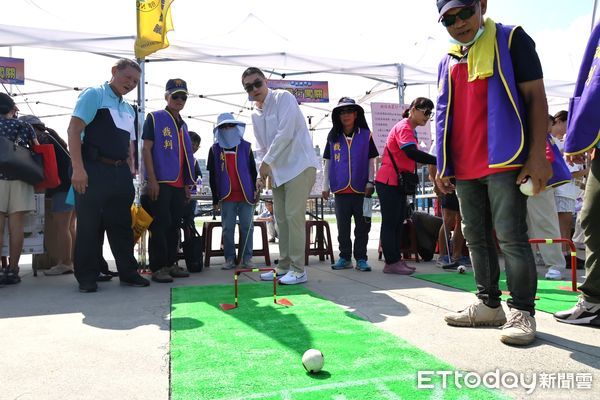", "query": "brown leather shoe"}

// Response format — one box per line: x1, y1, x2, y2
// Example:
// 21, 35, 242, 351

383, 261, 414, 275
